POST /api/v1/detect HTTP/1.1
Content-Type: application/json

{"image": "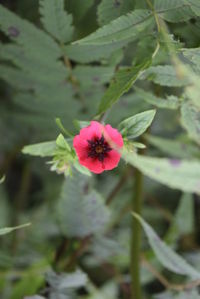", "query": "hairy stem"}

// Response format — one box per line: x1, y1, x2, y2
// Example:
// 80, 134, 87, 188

131, 168, 143, 299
